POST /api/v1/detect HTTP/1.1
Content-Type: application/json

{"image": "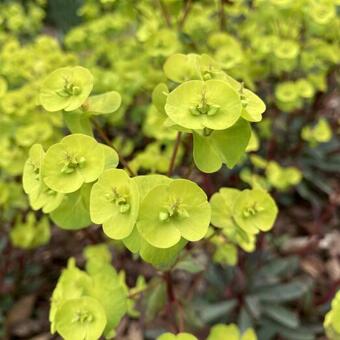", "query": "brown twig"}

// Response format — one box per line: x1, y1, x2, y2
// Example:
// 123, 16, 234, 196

167, 132, 182, 177
91, 118, 136, 177
163, 271, 185, 332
